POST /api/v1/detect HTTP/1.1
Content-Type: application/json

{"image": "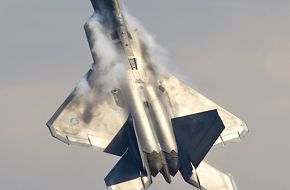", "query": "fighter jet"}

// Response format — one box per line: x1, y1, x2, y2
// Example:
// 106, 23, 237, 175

47, 0, 248, 189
